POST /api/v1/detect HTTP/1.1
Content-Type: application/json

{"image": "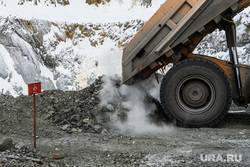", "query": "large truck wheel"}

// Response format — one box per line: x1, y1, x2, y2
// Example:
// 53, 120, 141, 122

160, 58, 232, 127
